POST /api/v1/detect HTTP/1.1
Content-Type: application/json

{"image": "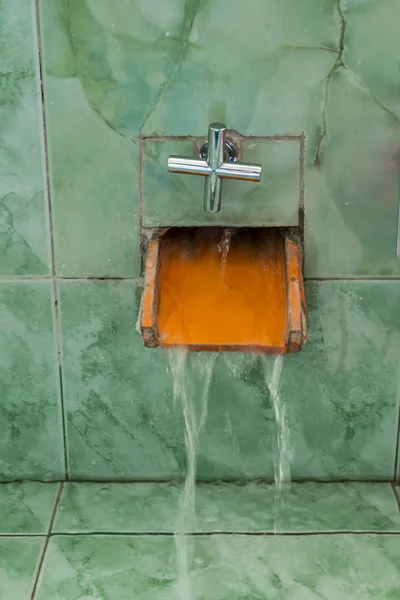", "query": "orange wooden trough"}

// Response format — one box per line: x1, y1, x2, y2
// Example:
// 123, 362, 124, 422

140, 228, 307, 353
